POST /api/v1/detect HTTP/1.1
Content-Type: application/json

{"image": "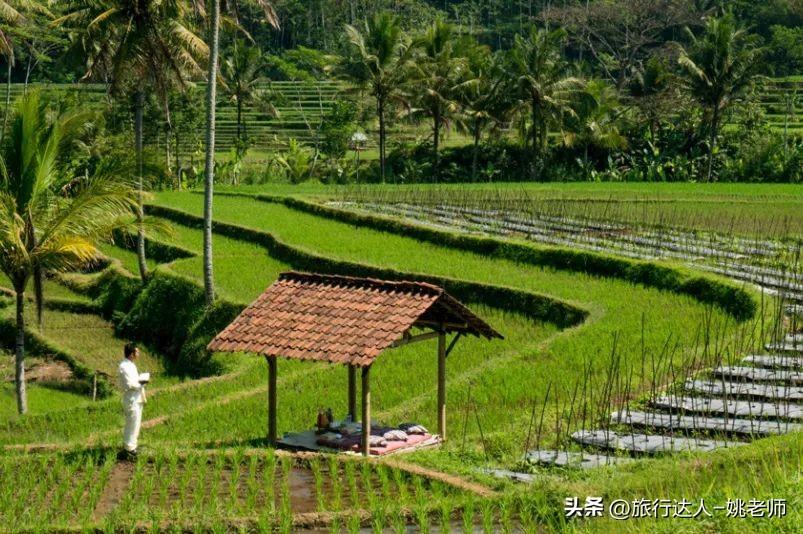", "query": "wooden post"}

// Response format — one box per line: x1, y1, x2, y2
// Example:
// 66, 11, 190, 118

267, 356, 277, 446
348, 365, 357, 420
92, 372, 97, 402
438, 330, 447, 441
361, 365, 371, 457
